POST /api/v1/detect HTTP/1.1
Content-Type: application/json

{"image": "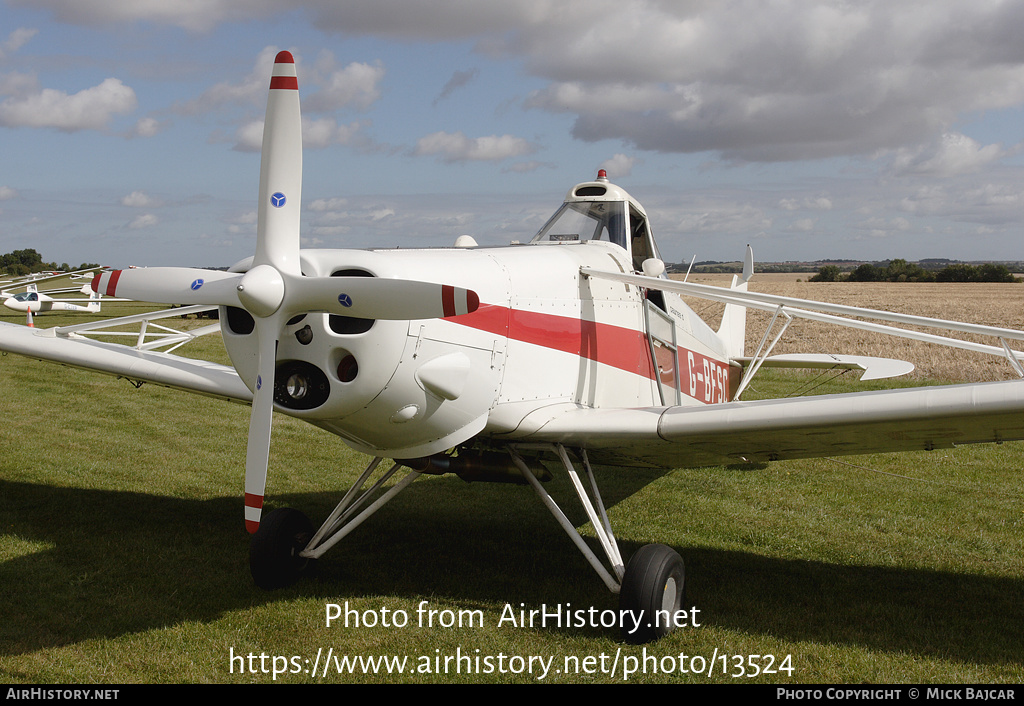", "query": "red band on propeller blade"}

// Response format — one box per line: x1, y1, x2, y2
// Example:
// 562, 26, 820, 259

244, 492, 264, 534
442, 285, 456, 318
269, 76, 298, 90
105, 270, 121, 297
